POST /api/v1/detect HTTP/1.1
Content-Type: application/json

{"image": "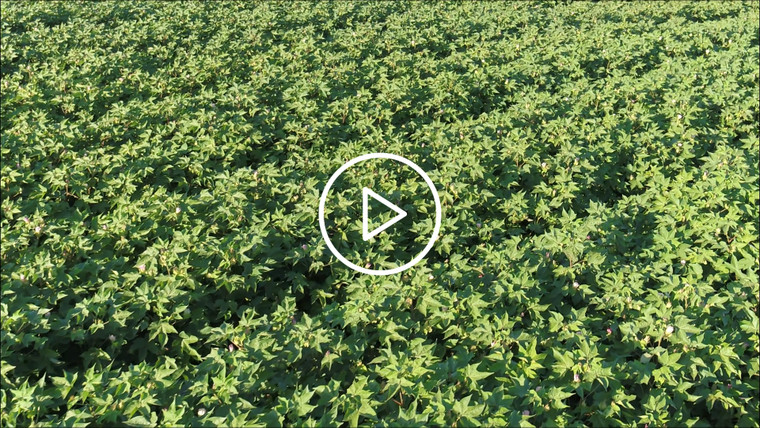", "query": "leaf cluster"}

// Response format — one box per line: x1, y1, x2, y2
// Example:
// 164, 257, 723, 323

1, 1, 758, 426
